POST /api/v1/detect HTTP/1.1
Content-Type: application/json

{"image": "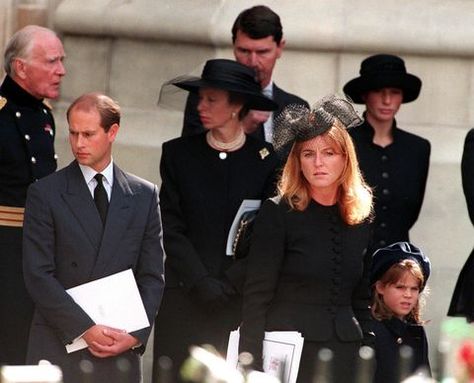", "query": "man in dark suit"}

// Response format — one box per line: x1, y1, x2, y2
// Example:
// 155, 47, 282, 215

22, 93, 165, 383
181, 5, 308, 143
0, 25, 65, 365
